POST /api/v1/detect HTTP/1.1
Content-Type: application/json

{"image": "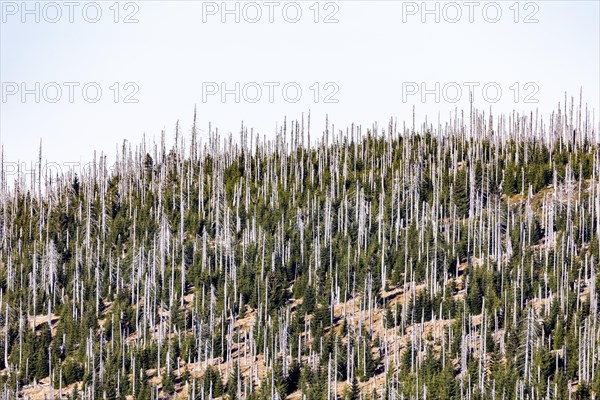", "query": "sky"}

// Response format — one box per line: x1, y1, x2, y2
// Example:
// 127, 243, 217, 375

1, 0, 599, 179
